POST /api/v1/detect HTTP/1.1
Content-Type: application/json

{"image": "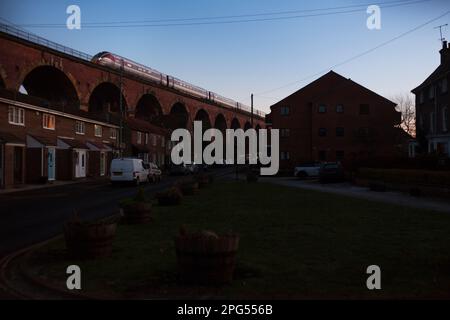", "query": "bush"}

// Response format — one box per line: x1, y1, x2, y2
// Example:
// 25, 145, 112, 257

369, 182, 387, 192
156, 187, 183, 206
